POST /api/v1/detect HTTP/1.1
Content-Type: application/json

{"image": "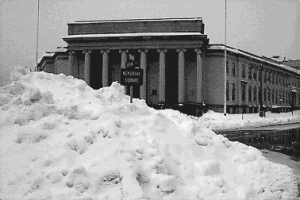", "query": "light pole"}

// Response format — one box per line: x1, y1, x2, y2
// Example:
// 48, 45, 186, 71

35, 0, 40, 71
259, 62, 264, 117
223, 0, 227, 116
